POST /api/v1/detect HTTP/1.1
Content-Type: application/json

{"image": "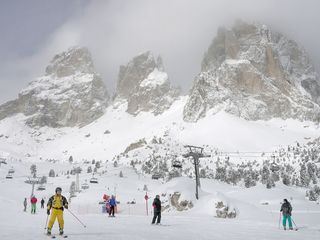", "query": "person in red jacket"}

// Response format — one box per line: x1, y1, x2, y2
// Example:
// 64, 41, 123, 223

30, 195, 37, 214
